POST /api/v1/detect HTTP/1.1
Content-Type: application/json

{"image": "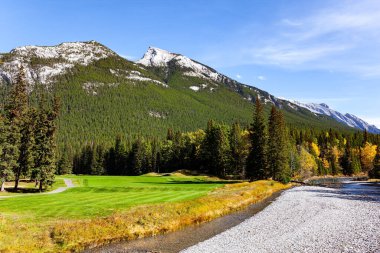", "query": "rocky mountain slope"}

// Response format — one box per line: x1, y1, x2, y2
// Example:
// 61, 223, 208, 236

0, 41, 376, 150
291, 101, 380, 134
